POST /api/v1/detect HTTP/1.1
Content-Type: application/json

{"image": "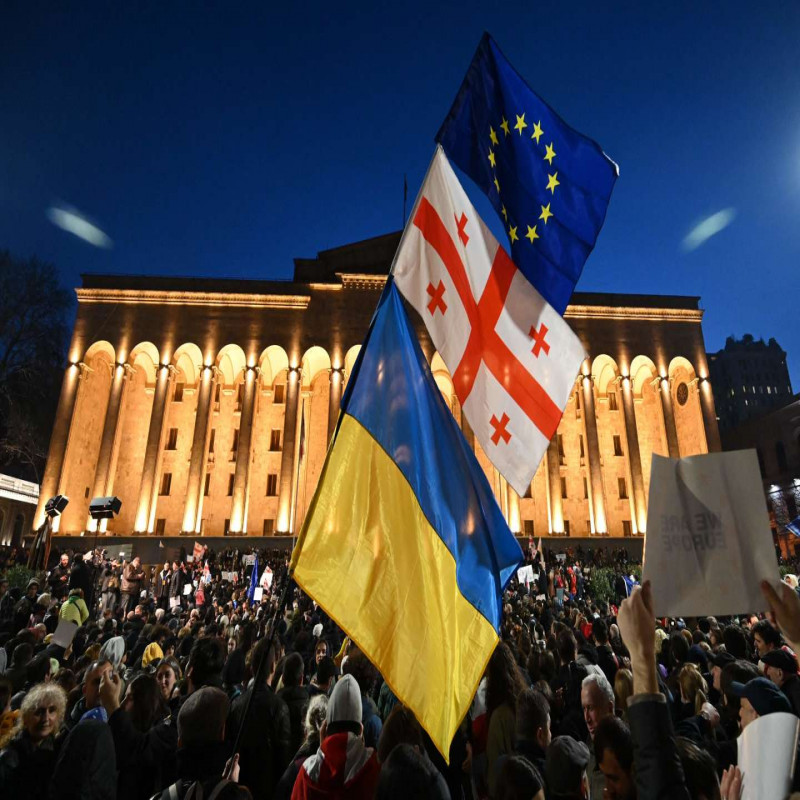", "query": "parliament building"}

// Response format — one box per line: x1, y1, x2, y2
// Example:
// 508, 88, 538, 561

33, 232, 721, 545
